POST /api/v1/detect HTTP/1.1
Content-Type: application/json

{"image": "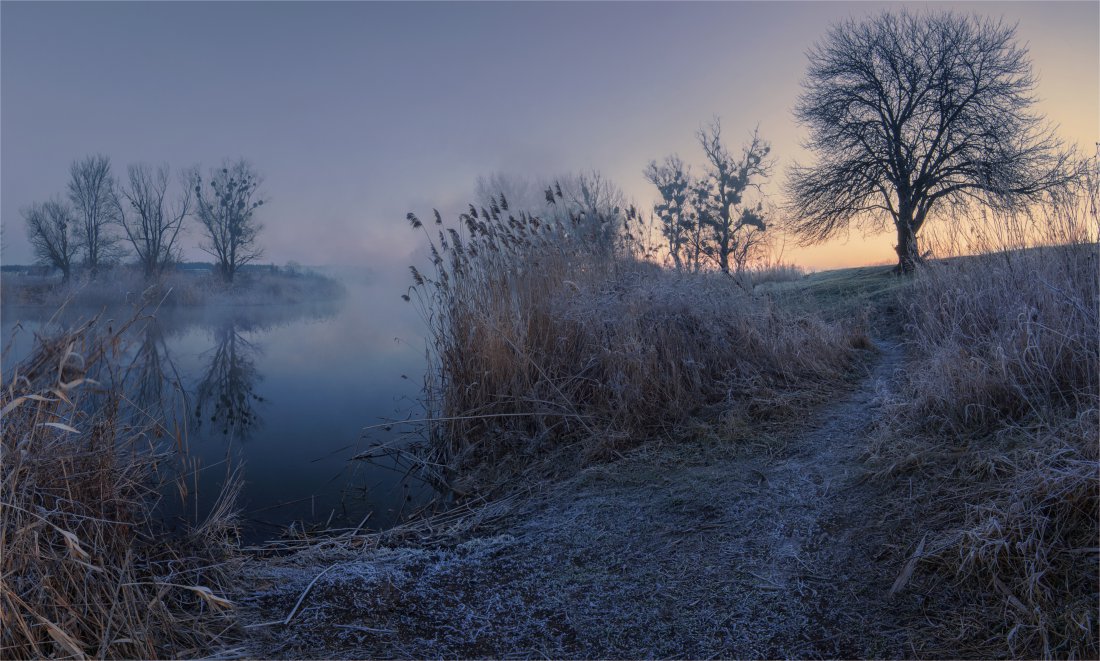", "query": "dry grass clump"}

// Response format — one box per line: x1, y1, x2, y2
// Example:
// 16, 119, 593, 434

876, 173, 1099, 657
746, 261, 806, 288
1, 315, 241, 659
403, 193, 864, 491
